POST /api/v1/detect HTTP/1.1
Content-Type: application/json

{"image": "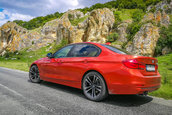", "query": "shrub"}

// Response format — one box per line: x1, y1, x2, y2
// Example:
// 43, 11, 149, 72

154, 25, 172, 56
114, 11, 122, 23
107, 32, 119, 42
149, 6, 156, 13
68, 14, 73, 20
132, 10, 144, 22
112, 11, 122, 30
69, 16, 88, 26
